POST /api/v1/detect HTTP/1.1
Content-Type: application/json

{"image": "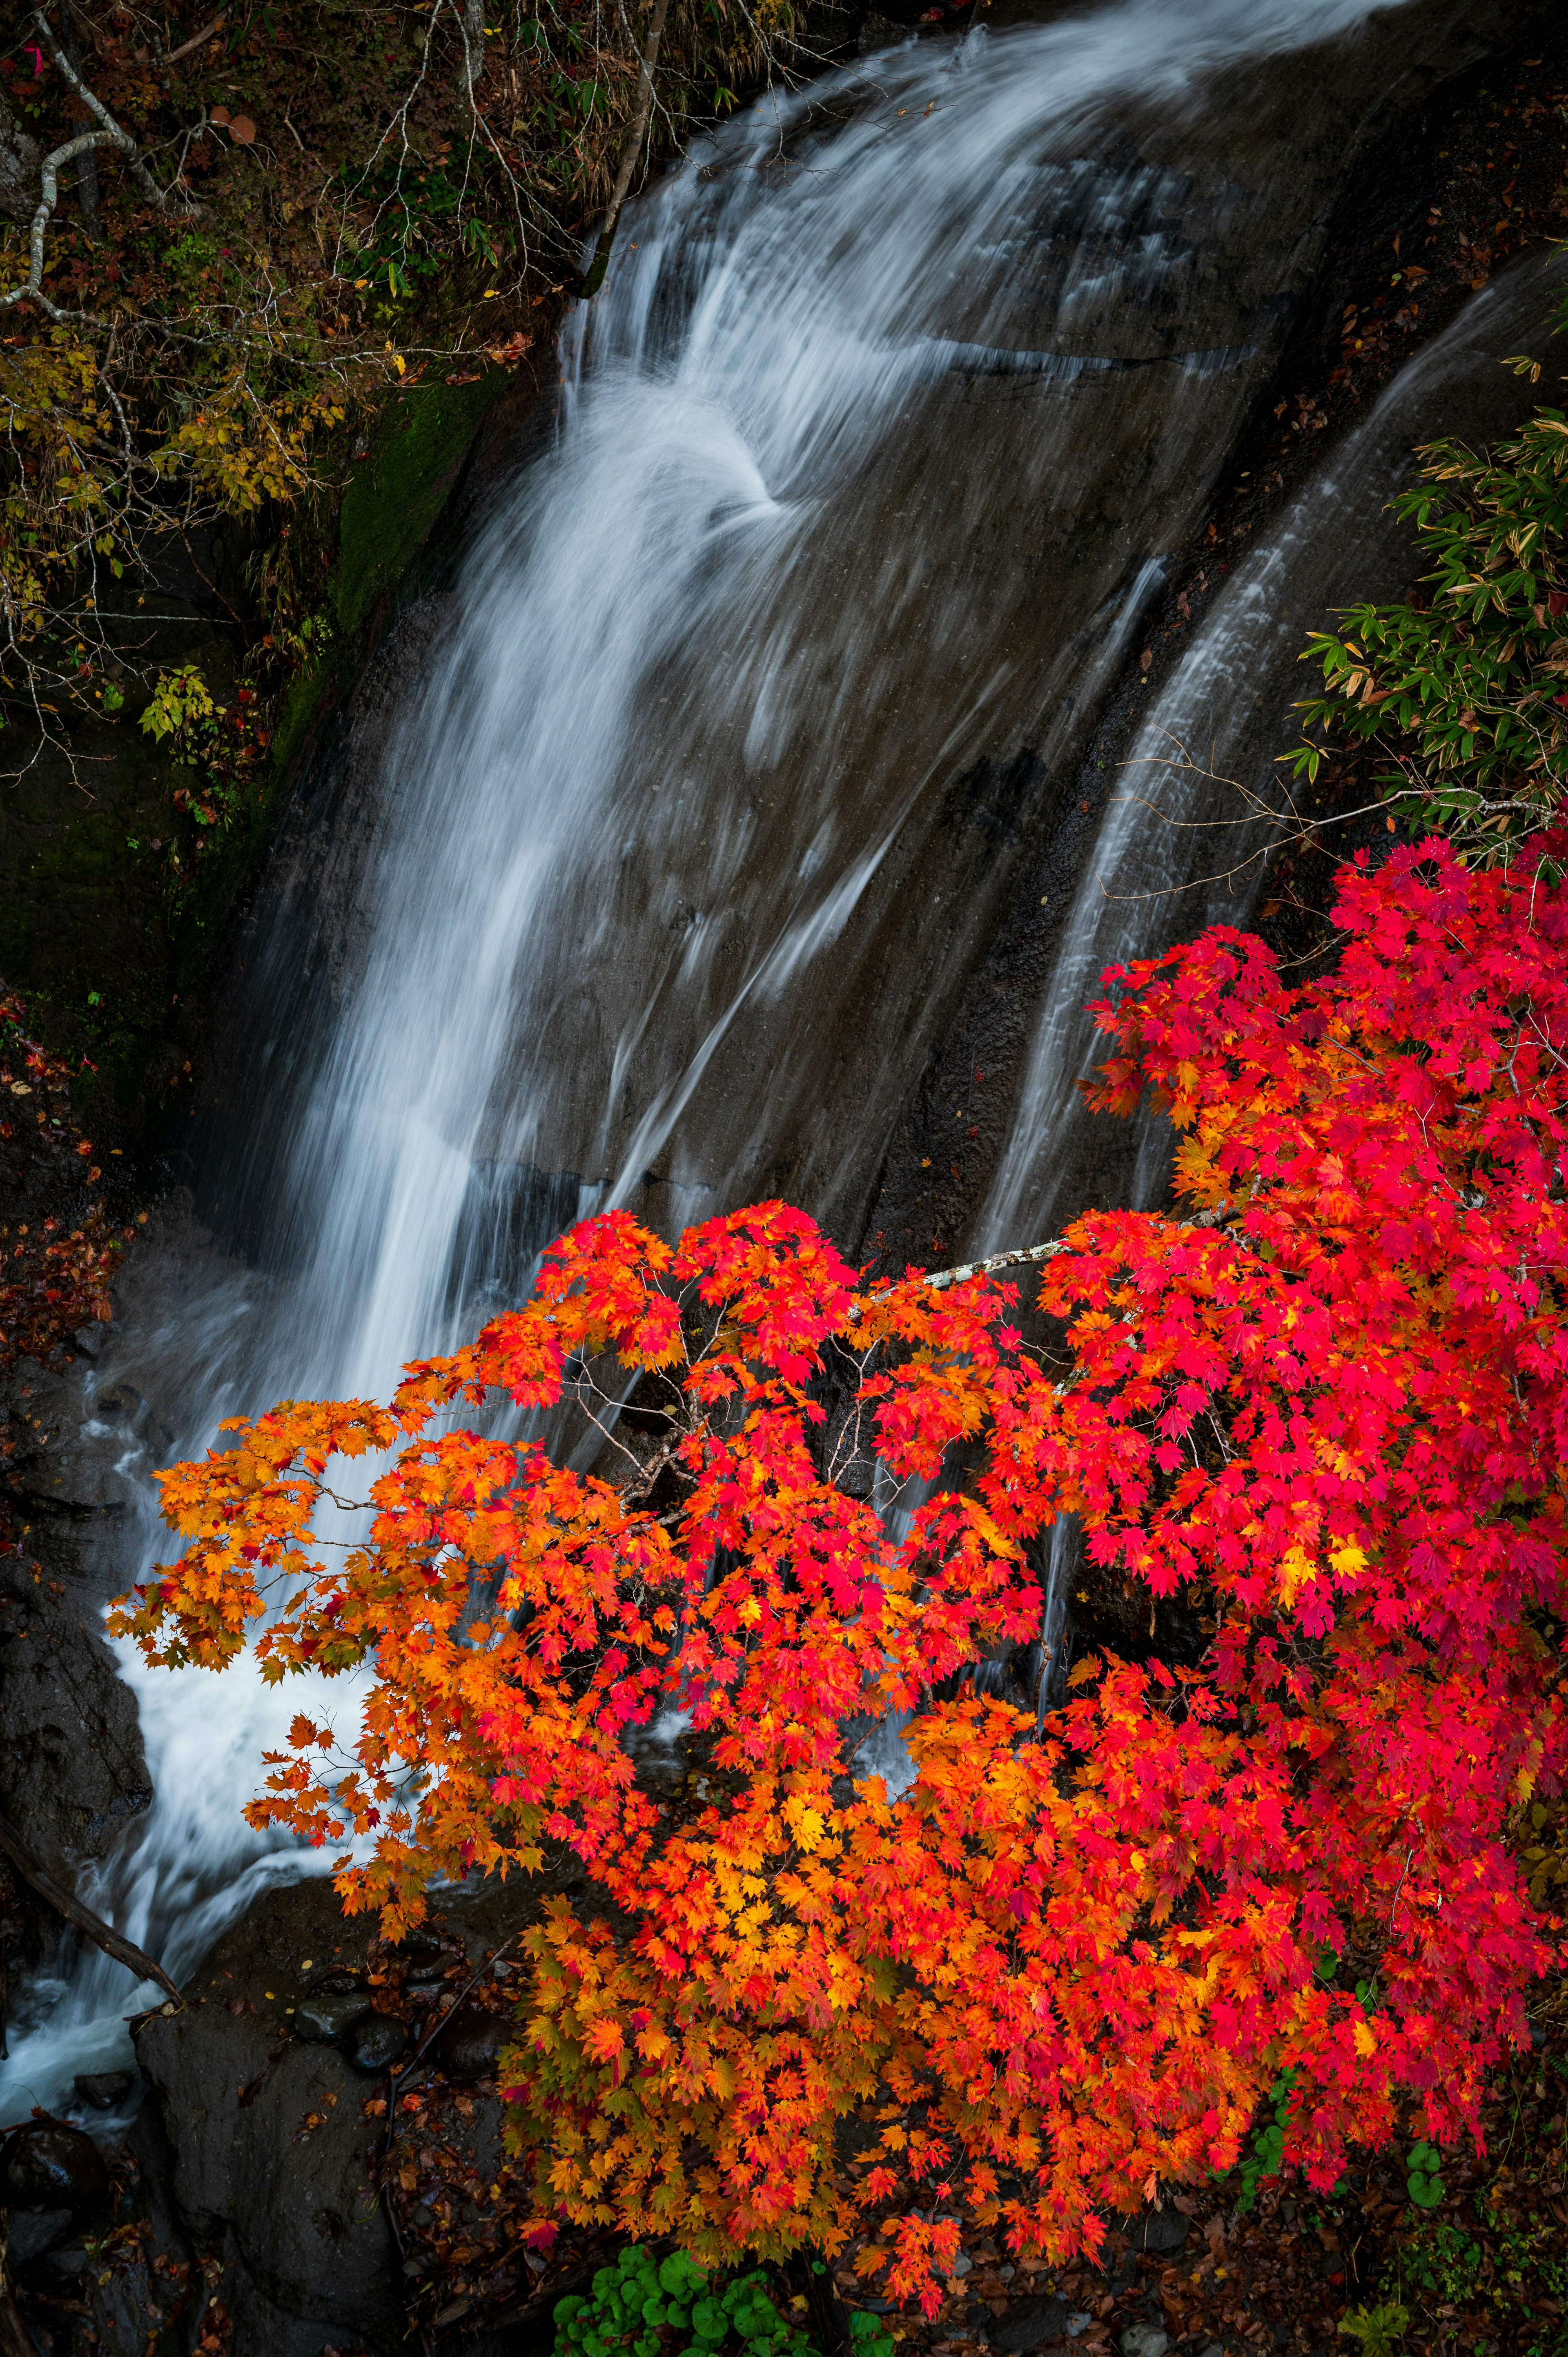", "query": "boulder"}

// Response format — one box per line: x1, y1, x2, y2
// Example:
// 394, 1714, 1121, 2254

131, 1866, 571, 2357
294, 1987, 374, 2042
73, 2068, 137, 2111
4, 2209, 72, 2269
1108, 2207, 1189, 2256
0, 2123, 110, 2209
991, 2296, 1070, 2353
436, 2004, 510, 2081
0, 1556, 150, 1951
343, 2010, 410, 2073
